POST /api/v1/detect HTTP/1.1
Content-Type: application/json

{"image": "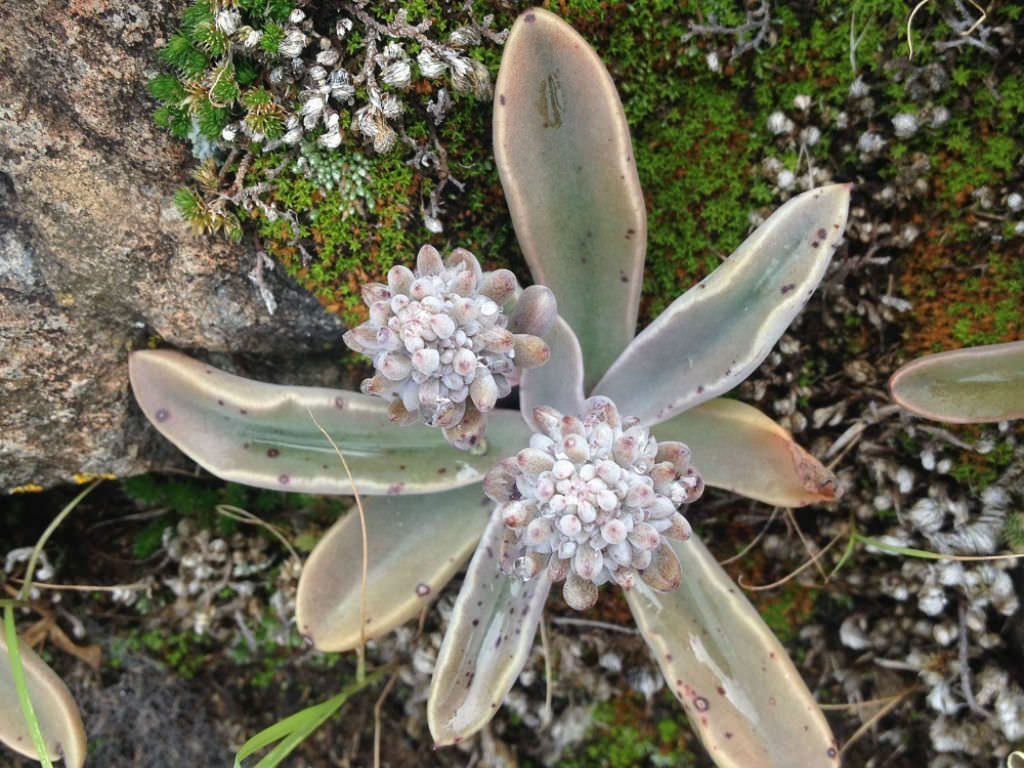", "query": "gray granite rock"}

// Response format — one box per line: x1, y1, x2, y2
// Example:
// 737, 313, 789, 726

0, 1, 346, 492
